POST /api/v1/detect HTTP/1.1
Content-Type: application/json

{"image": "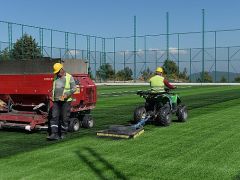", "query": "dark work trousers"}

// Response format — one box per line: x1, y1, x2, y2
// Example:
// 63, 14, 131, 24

50, 101, 71, 136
